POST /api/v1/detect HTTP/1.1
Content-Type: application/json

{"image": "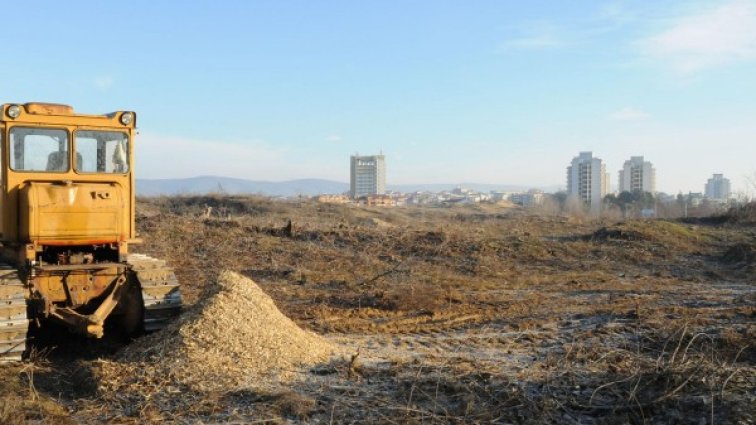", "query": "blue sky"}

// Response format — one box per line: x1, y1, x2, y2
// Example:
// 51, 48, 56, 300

2, 0, 755, 195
